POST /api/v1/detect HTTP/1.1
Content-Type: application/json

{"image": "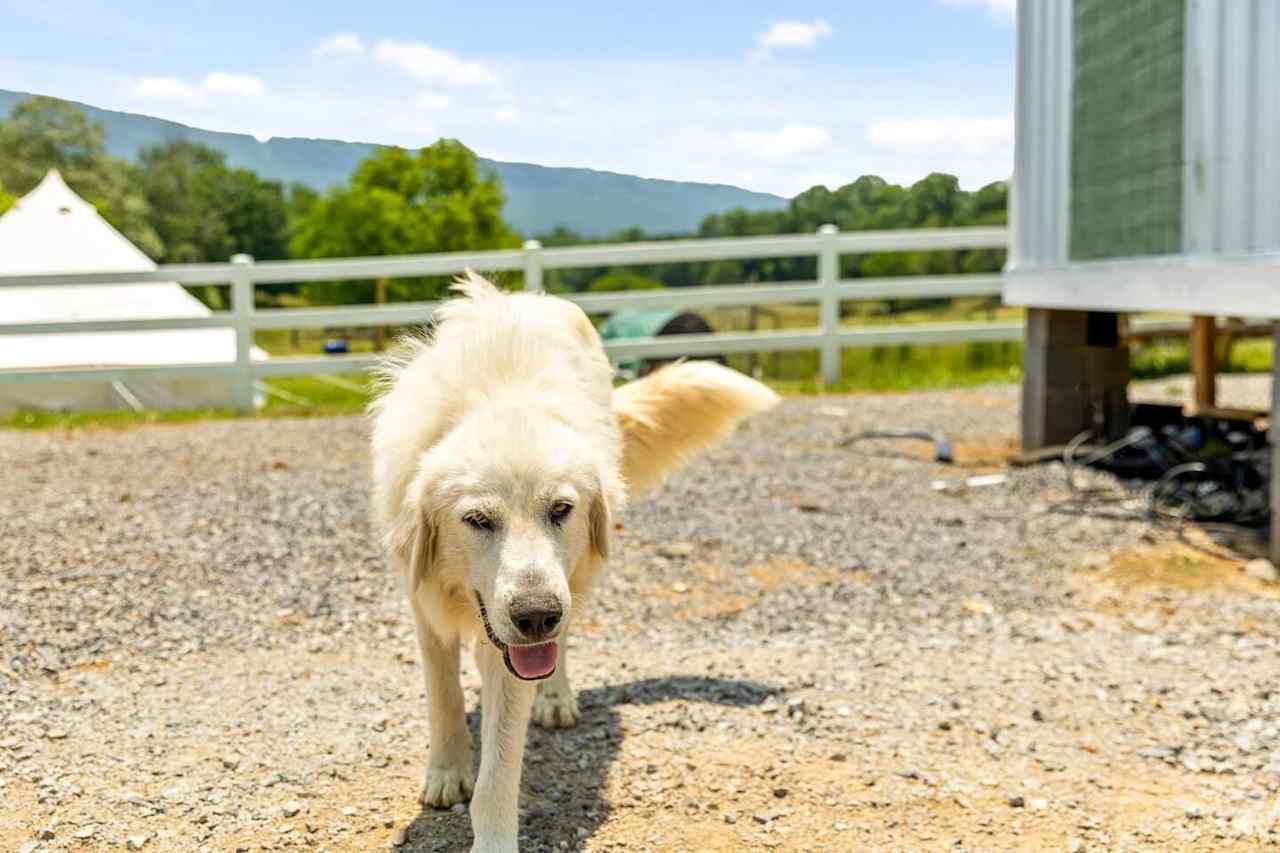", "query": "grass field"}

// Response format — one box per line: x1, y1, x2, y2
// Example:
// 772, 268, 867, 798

2, 299, 1272, 431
